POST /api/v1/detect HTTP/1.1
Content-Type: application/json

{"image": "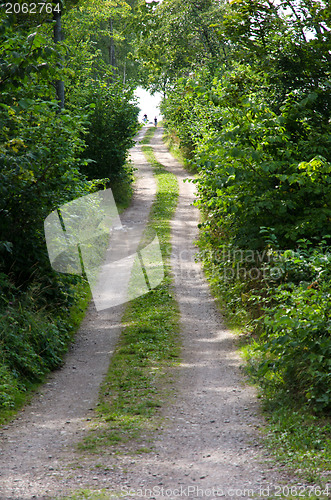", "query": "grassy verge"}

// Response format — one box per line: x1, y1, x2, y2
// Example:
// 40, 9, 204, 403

262, 408, 331, 485
111, 160, 136, 213
162, 127, 188, 166
0, 275, 91, 426
140, 126, 156, 145
199, 250, 331, 492
77, 127, 180, 454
